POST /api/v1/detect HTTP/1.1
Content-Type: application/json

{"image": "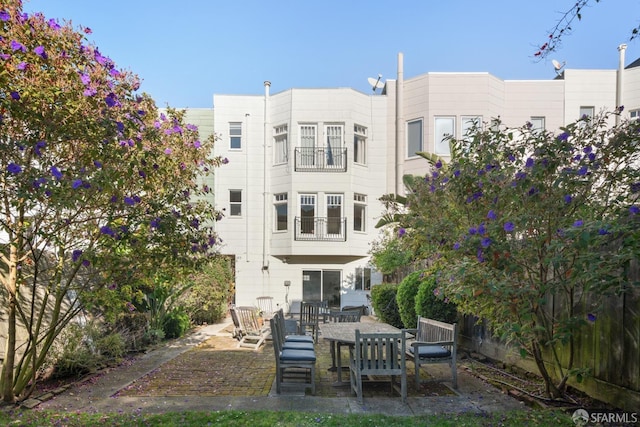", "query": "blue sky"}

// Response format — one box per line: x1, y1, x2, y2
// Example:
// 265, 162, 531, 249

22, 0, 640, 108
